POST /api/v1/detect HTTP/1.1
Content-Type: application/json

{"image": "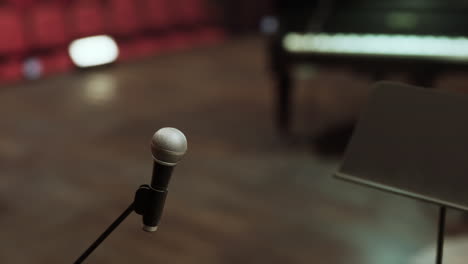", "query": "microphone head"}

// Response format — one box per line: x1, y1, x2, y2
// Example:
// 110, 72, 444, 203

151, 127, 187, 166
